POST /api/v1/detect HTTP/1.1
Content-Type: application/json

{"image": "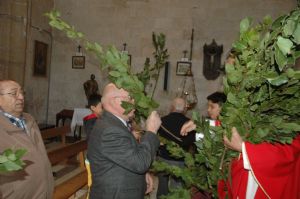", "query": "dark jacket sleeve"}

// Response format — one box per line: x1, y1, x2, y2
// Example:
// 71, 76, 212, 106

97, 126, 159, 174
84, 118, 96, 141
